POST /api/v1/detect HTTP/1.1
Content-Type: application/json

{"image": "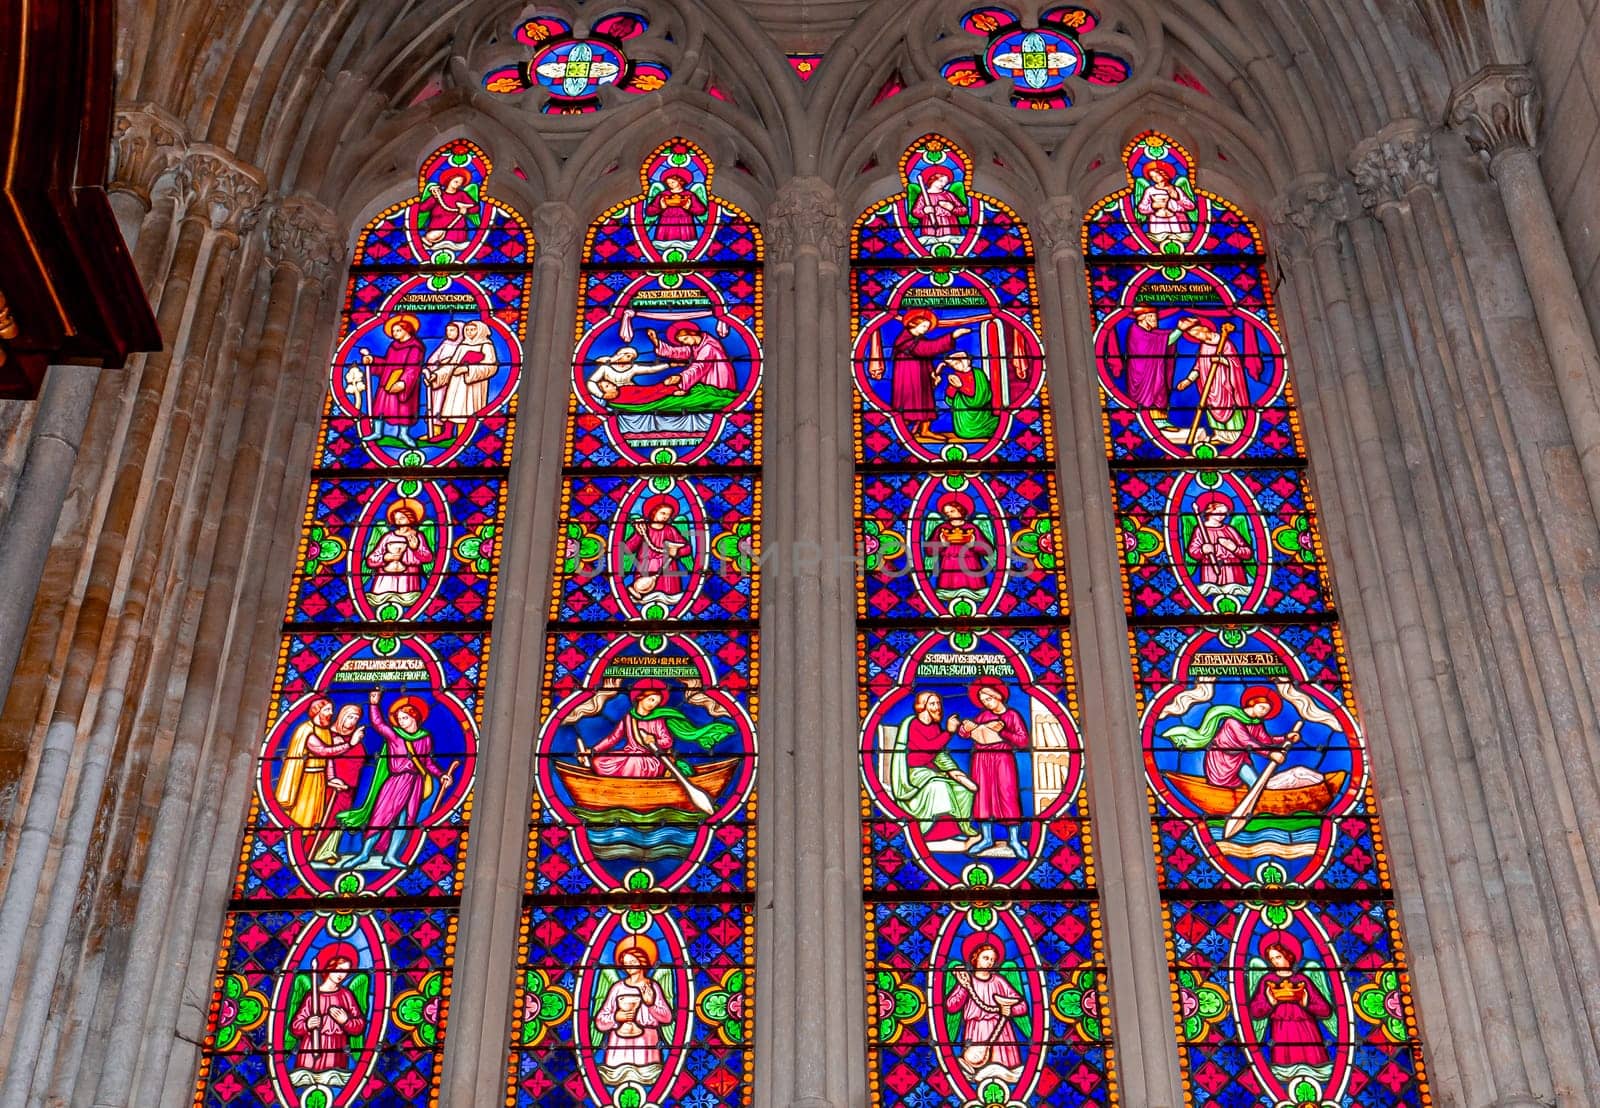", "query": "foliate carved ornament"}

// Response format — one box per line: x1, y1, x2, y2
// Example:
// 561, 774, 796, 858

1272, 173, 1350, 257
266, 196, 344, 281
532, 202, 582, 263
1347, 120, 1438, 213
110, 104, 187, 204
766, 177, 845, 267
181, 145, 268, 236
1448, 64, 1542, 164
1034, 196, 1084, 262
